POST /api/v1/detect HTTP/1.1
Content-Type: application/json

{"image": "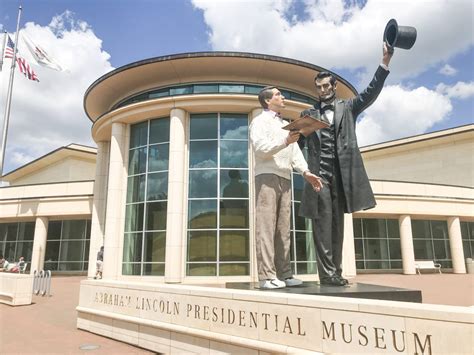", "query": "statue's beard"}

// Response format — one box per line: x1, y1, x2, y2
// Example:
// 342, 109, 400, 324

320, 91, 336, 104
